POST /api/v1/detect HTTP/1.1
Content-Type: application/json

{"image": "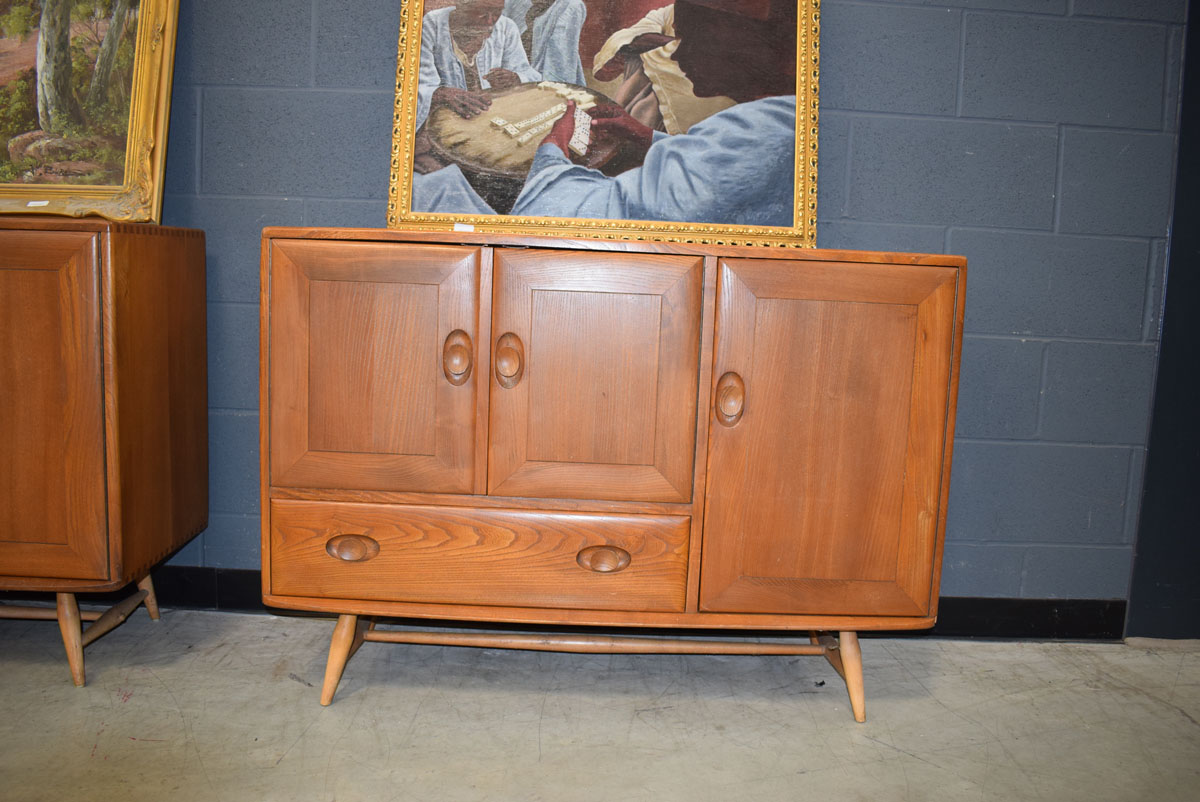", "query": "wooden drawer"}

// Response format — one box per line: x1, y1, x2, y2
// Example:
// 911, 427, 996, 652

269, 500, 690, 612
